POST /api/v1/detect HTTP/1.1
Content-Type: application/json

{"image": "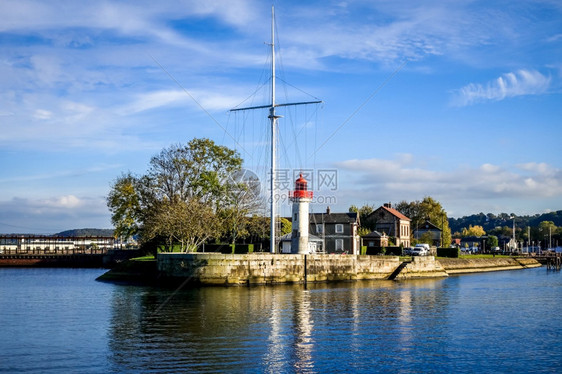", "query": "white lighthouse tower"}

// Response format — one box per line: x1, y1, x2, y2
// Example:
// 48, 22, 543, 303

290, 174, 313, 254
